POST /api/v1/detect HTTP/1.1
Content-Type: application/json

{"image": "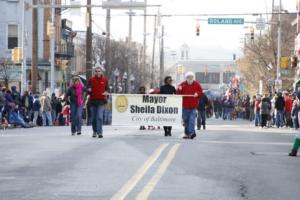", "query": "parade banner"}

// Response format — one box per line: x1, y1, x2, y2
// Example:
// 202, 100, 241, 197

112, 94, 182, 126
